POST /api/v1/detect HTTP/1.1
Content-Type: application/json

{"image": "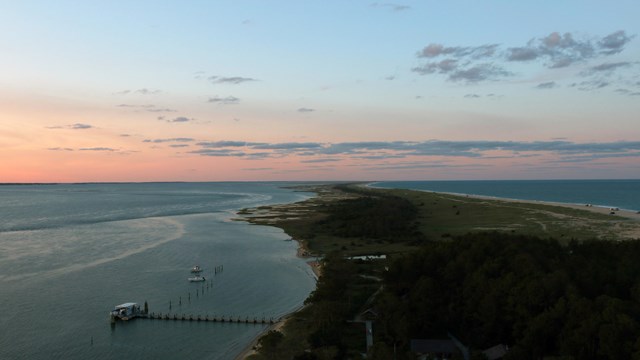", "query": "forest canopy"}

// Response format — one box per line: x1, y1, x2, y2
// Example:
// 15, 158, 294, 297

375, 232, 640, 359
